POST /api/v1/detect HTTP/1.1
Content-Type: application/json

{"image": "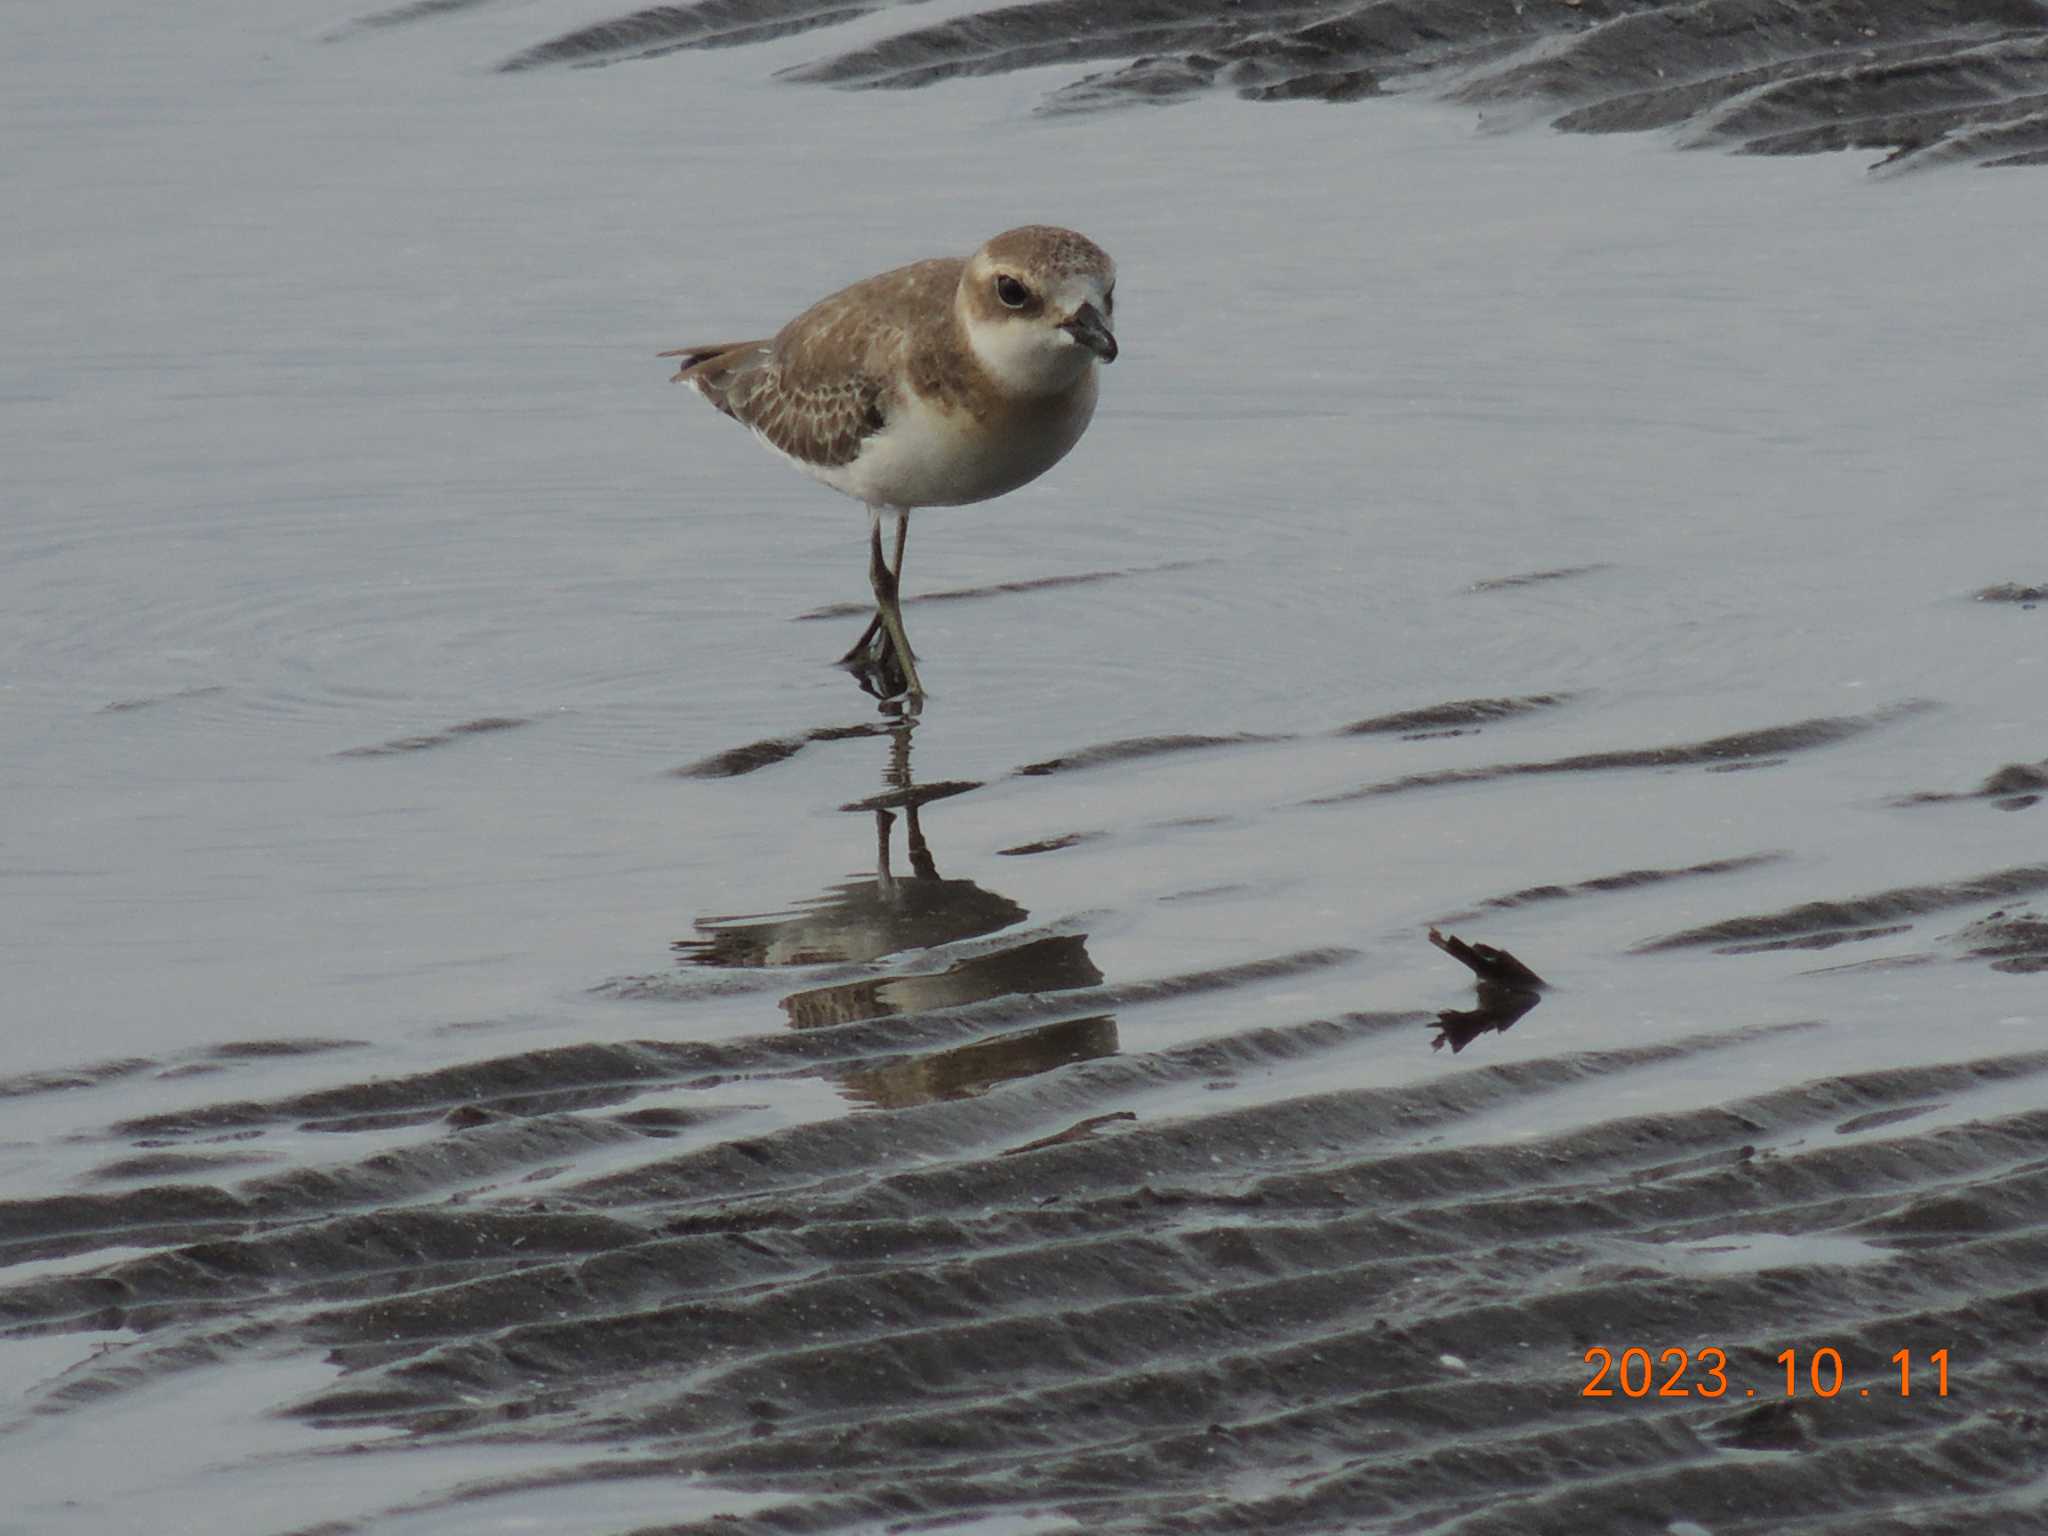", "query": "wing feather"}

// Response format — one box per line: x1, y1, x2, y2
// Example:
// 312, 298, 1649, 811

663, 258, 963, 469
